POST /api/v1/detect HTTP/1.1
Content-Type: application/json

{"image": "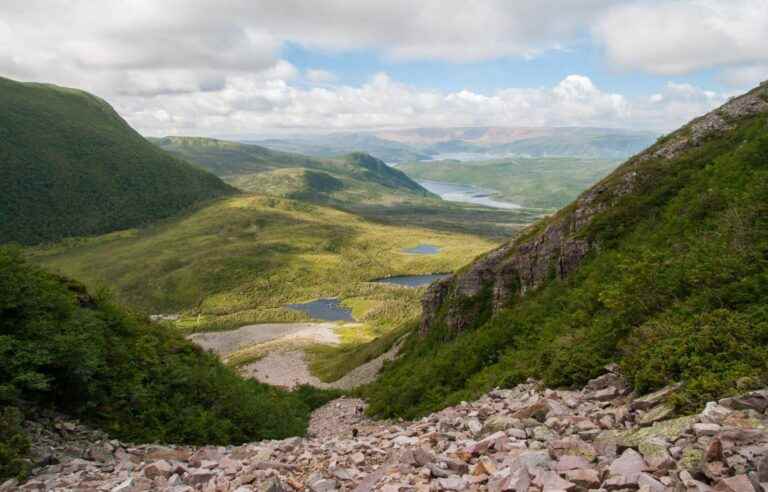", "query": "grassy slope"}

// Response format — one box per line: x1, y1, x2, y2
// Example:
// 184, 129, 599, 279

0, 248, 339, 480
366, 104, 768, 418
30, 194, 498, 336
398, 157, 621, 209
0, 78, 234, 245
153, 136, 543, 239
